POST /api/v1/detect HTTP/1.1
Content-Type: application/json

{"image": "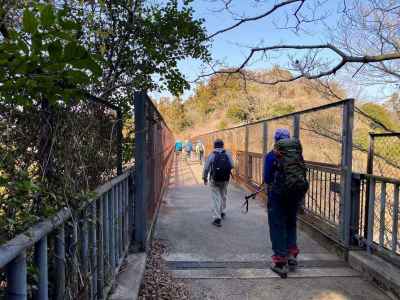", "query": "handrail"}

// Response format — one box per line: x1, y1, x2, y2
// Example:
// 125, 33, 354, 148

0, 167, 134, 268
0, 208, 72, 268
361, 173, 400, 185
93, 167, 134, 197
